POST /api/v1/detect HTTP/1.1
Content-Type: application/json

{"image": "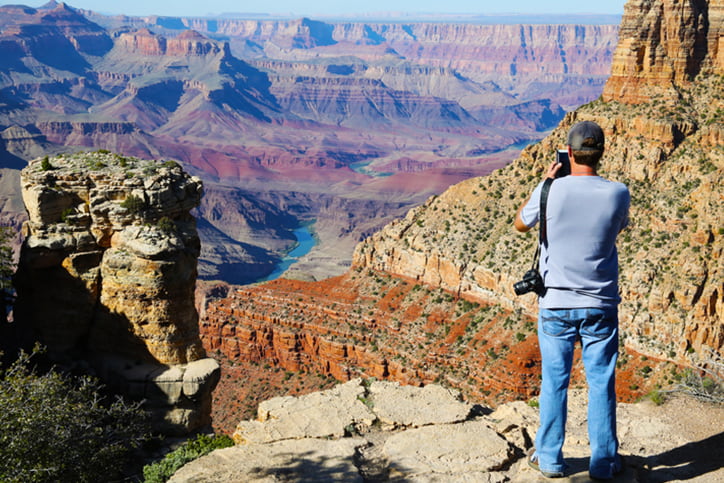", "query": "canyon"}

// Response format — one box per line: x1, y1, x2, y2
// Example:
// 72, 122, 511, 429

198, 0, 723, 436
1, 0, 722, 479
0, 1, 619, 282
